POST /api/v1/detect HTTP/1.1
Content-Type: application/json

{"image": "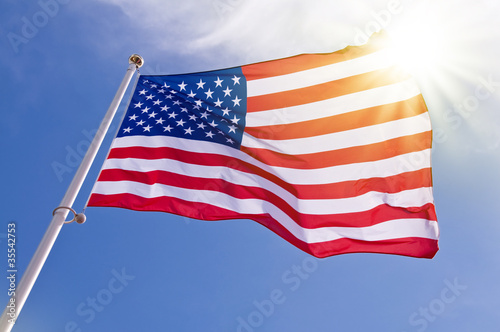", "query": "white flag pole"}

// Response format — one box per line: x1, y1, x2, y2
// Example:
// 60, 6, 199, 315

0, 54, 144, 332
